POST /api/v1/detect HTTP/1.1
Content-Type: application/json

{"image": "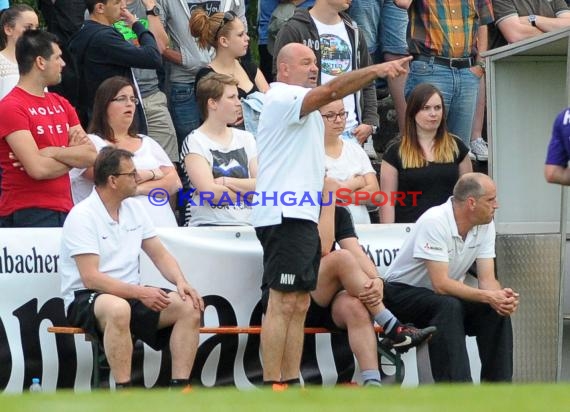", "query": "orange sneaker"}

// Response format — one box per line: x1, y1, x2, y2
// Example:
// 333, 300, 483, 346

272, 383, 288, 392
